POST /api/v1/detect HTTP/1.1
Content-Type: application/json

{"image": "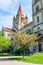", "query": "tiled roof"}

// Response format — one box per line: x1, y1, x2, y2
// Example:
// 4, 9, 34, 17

3, 27, 16, 32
